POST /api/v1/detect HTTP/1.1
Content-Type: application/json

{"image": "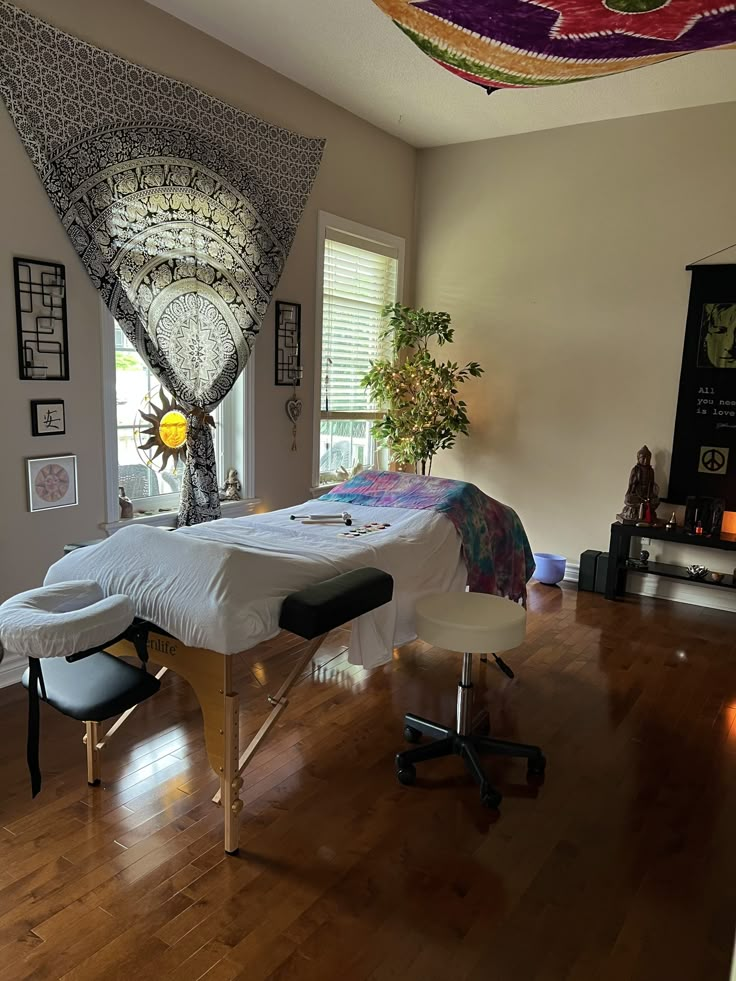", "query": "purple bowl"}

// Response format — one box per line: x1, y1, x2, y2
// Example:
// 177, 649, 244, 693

533, 553, 566, 585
